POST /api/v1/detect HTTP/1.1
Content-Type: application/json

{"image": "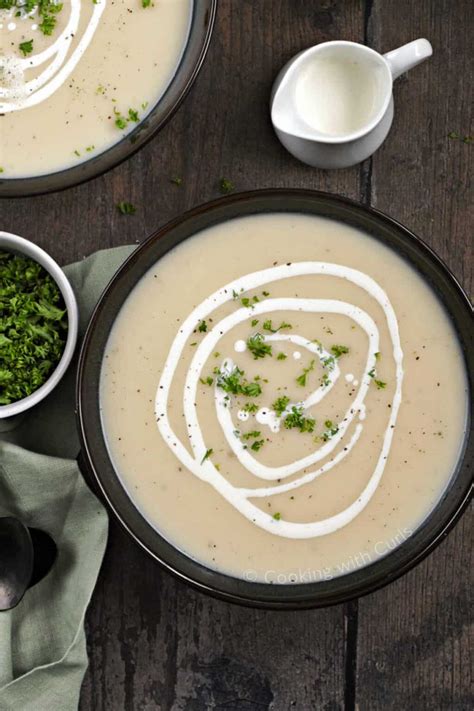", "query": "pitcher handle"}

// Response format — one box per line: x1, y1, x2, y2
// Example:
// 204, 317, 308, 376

383, 38, 432, 80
